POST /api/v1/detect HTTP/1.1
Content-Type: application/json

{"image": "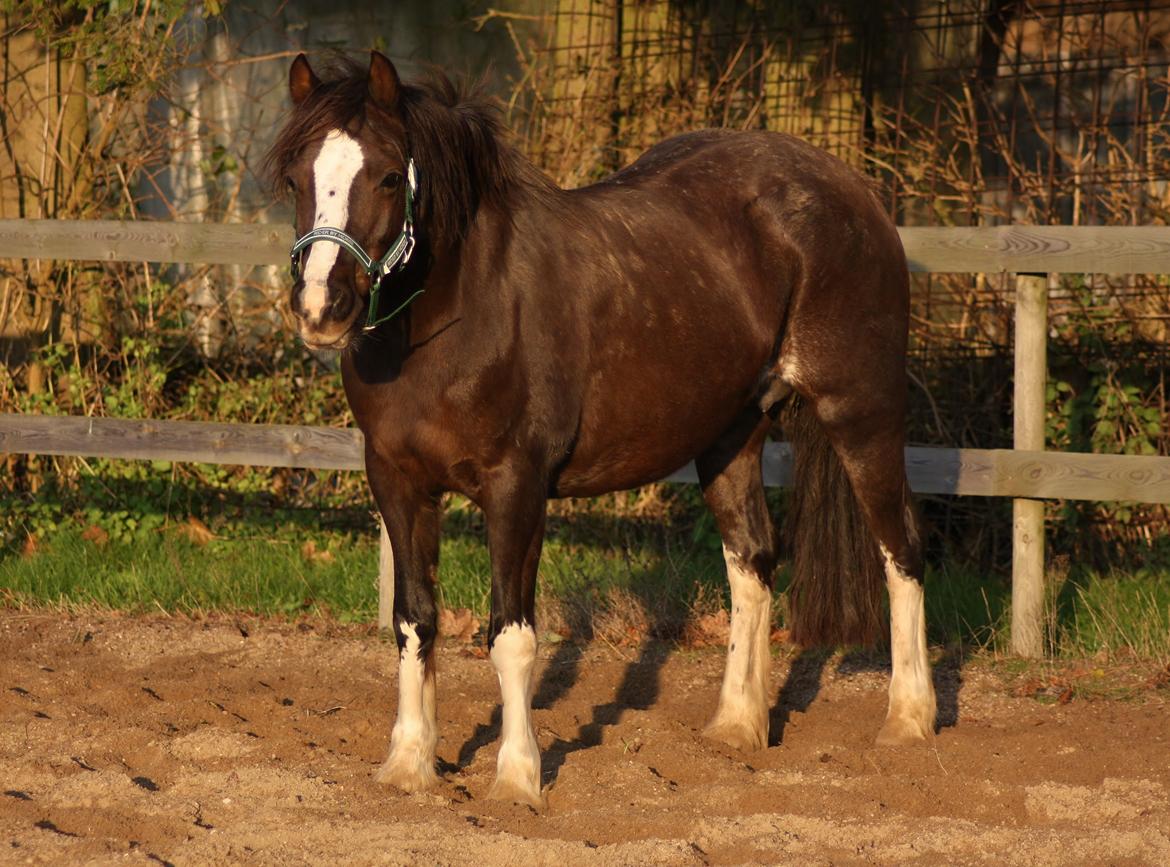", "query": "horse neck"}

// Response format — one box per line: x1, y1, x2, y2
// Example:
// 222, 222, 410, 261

421, 177, 558, 315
